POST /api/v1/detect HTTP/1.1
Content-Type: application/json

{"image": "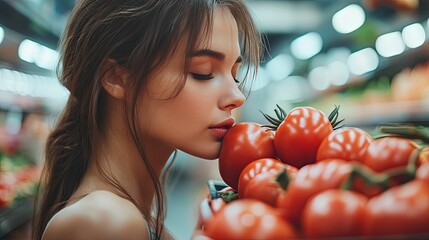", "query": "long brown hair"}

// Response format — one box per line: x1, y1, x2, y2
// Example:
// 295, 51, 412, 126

32, 0, 261, 239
